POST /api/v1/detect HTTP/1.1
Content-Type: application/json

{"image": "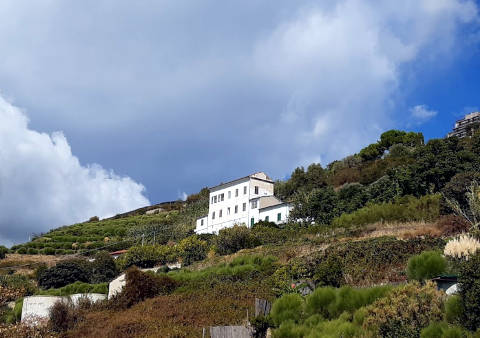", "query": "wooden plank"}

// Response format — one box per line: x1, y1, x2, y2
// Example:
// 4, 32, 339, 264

255, 298, 272, 317
210, 326, 252, 338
